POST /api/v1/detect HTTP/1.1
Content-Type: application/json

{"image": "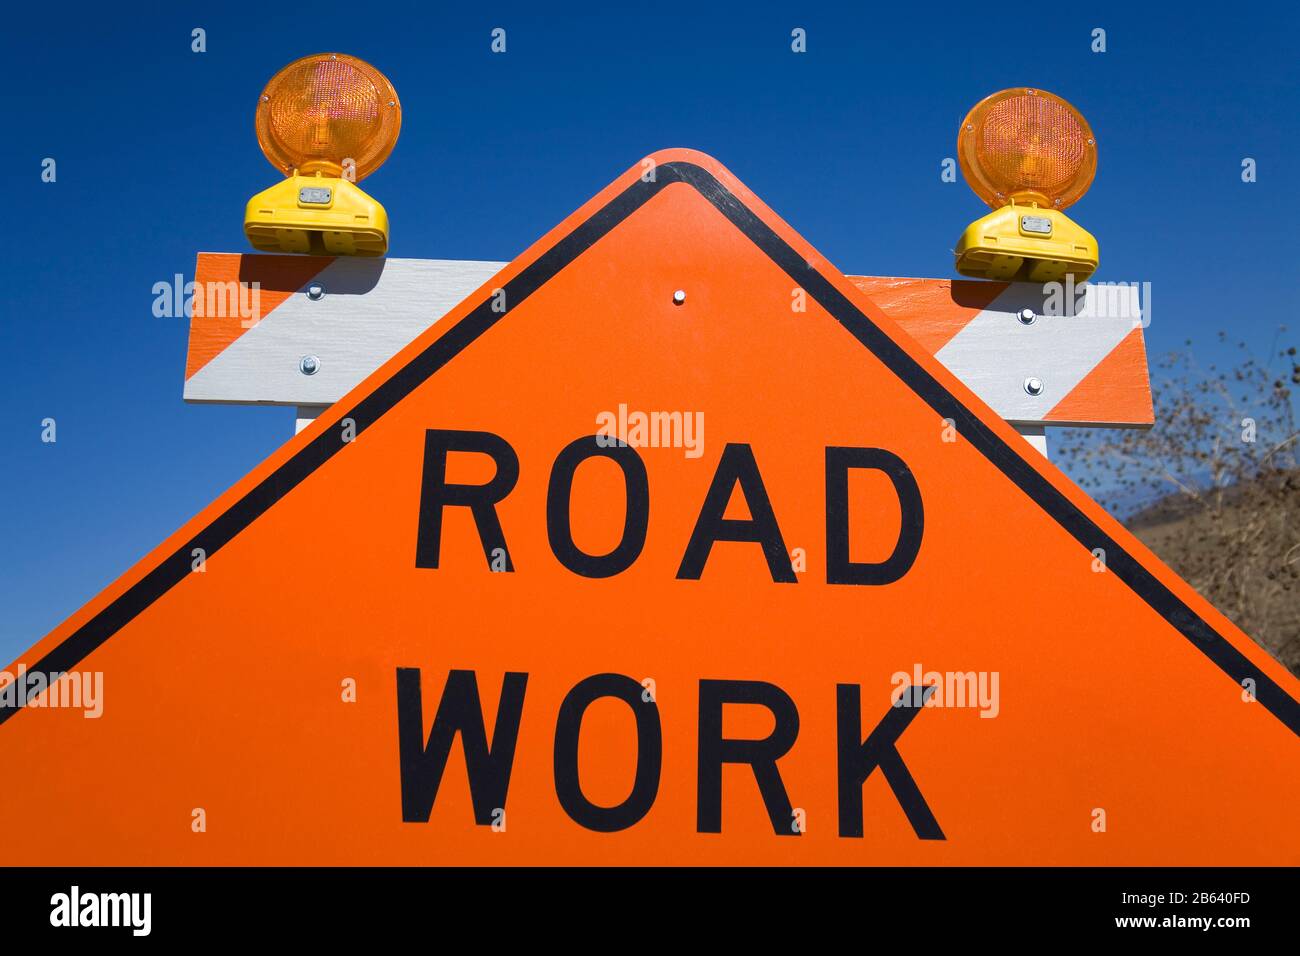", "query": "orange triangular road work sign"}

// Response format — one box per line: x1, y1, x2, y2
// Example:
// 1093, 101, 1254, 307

3, 150, 1297, 864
